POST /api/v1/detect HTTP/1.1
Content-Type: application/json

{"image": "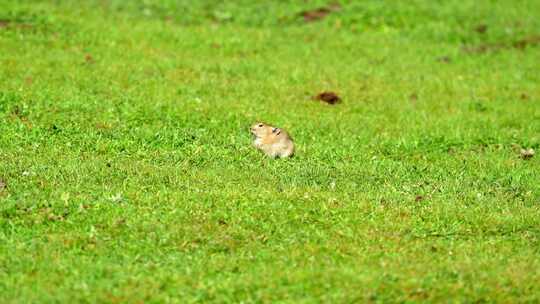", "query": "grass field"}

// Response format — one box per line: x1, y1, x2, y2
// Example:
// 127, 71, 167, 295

1, 0, 540, 302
